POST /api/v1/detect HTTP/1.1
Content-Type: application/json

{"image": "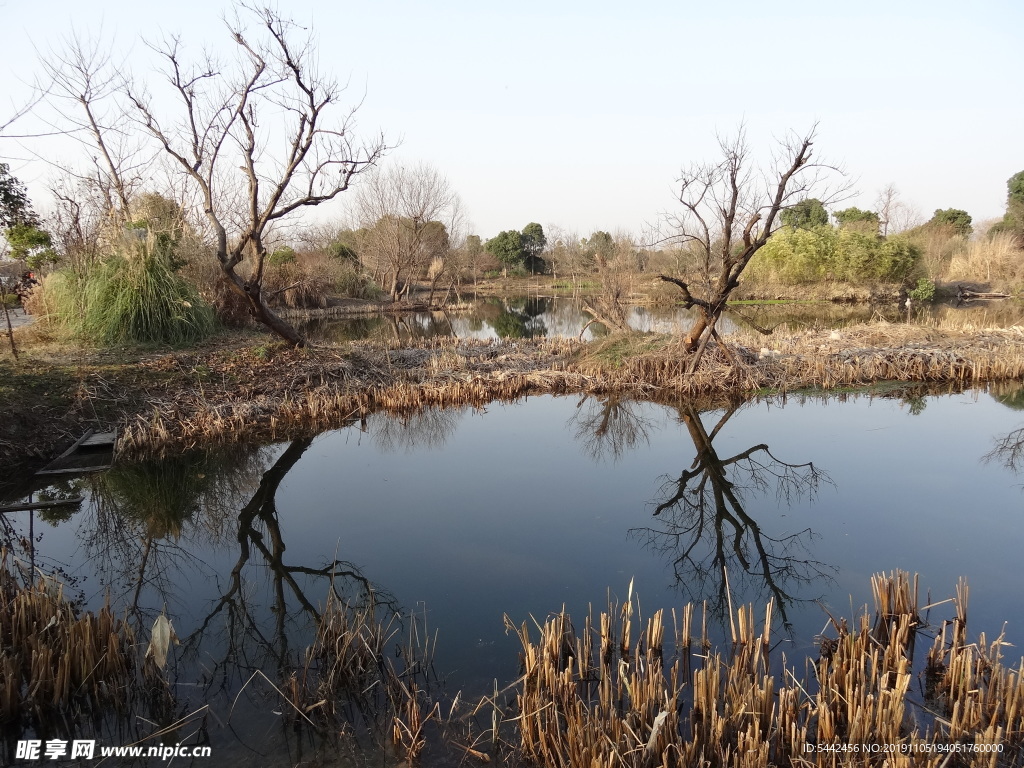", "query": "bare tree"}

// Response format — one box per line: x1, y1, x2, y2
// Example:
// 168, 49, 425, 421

658, 126, 845, 370
37, 33, 148, 227
581, 234, 640, 336
354, 161, 463, 301
874, 182, 922, 236
545, 227, 593, 291
124, 5, 388, 346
